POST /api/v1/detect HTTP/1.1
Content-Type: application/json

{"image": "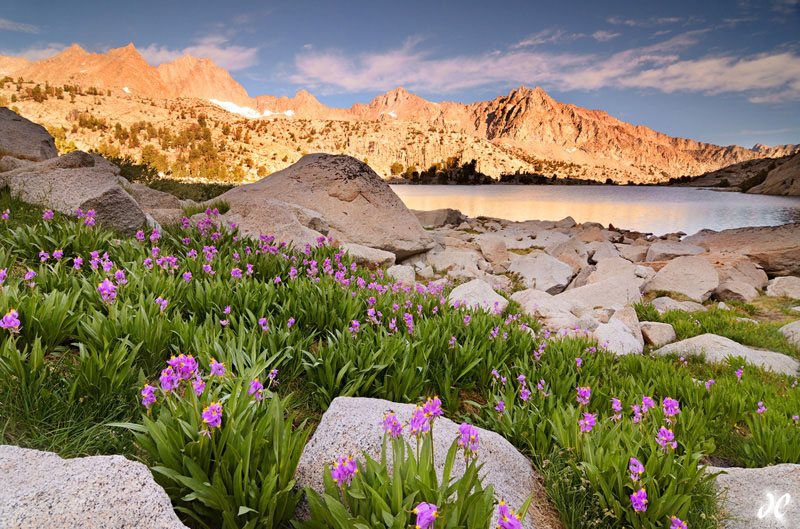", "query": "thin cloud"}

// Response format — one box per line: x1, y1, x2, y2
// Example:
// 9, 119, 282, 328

592, 30, 621, 42
772, 0, 799, 13
291, 32, 800, 103
139, 36, 259, 71
607, 16, 683, 27
0, 17, 40, 34
0, 43, 67, 61
511, 29, 581, 49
